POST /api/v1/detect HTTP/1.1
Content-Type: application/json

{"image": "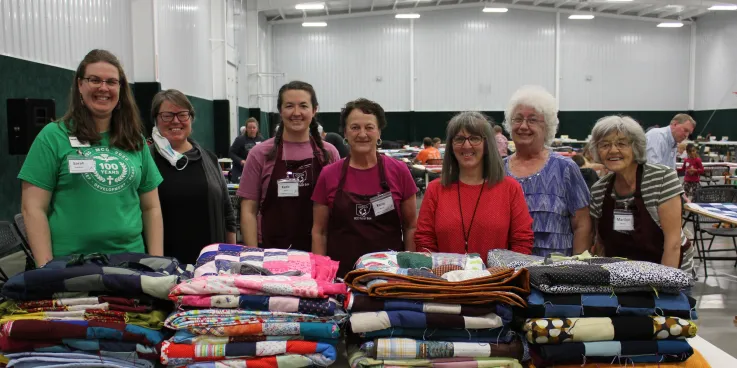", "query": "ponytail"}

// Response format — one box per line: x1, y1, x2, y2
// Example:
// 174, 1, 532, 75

266, 124, 284, 161
310, 119, 331, 164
